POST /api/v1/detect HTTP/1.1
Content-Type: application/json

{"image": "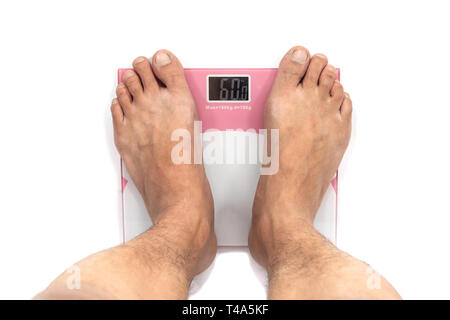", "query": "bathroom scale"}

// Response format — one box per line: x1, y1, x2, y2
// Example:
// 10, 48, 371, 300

118, 68, 339, 247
